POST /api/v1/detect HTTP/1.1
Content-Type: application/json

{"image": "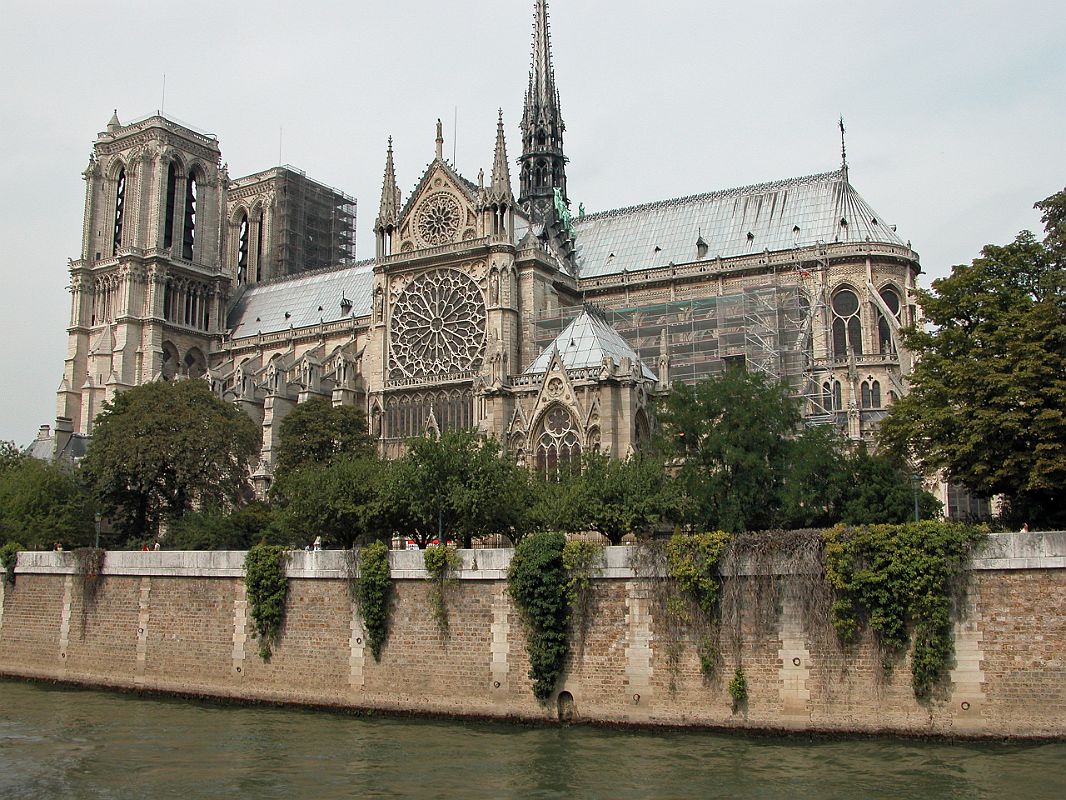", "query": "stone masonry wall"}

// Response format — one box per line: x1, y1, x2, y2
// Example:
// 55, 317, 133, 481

0, 533, 1064, 738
